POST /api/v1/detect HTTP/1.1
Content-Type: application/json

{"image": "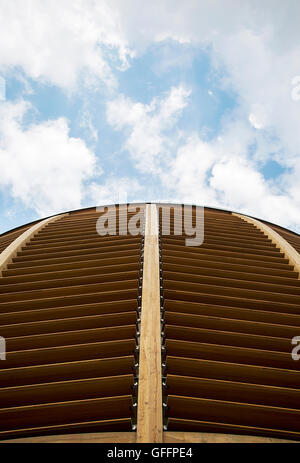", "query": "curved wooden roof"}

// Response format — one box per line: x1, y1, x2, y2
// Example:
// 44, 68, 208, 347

0, 203, 299, 442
